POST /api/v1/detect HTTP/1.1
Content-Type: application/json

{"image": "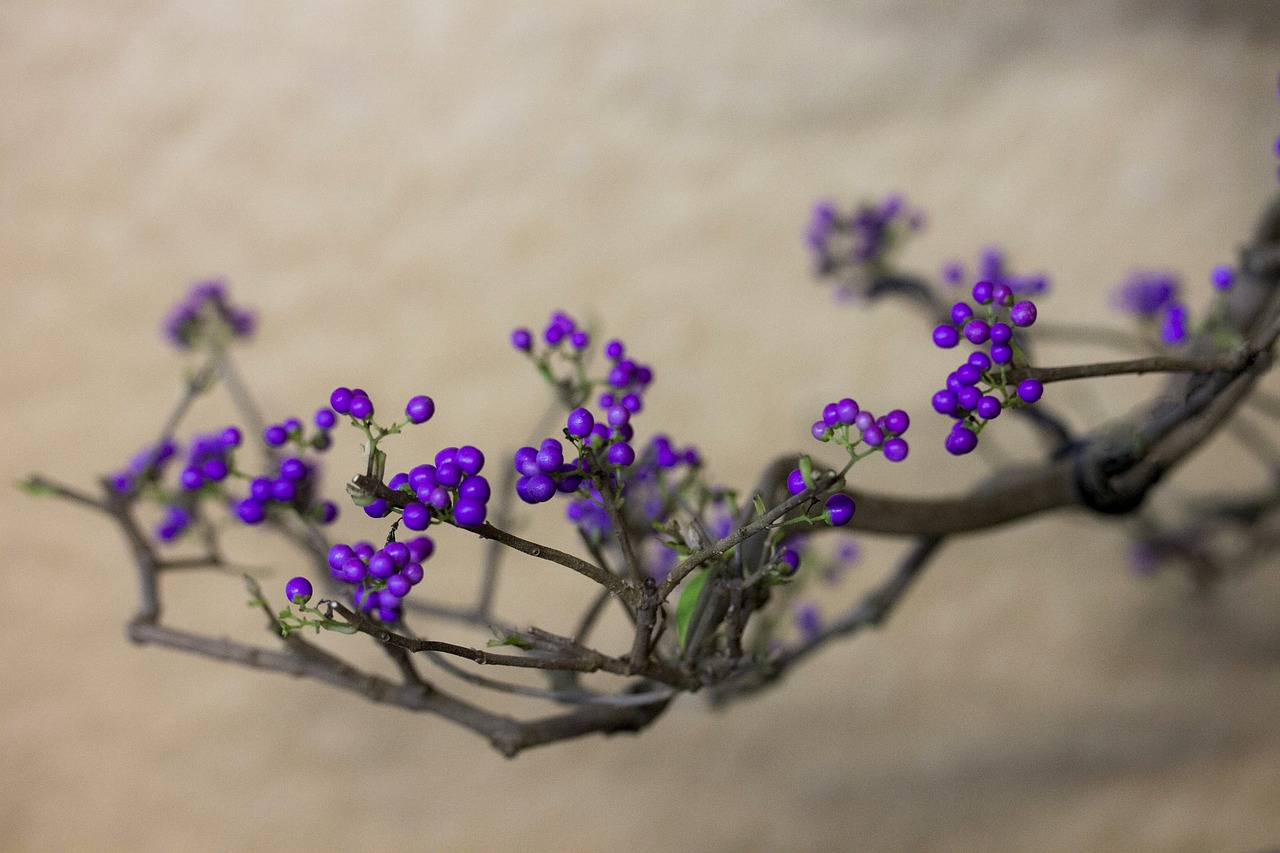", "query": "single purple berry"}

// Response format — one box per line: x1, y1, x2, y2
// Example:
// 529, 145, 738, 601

459, 475, 491, 503
787, 468, 807, 495
330, 387, 354, 415
386, 574, 411, 598
811, 421, 829, 441
933, 324, 961, 349
950, 302, 973, 325
512, 328, 533, 351
402, 562, 425, 585
315, 408, 337, 430
436, 461, 463, 488
363, 498, 388, 518
883, 409, 909, 434
956, 387, 981, 411
427, 487, 452, 511
1016, 378, 1044, 404
369, 551, 396, 579
388, 472, 409, 491
348, 395, 374, 421
180, 466, 204, 490
285, 576, 313, 605
861, 424, 884, 447
315, 501, 338, 524
883, 437, 909, 462
607, 404, 631, 428
406, 395, 435, 424
279, 458, 307, 481
945, 425, 978, 455
353, 541, 376, 560
1210, 265, 1233, 291
435, 446, 458, 467
779, 549, 800, 576
976, 396, 1002, 419
221, 426, 242, 447
1009, 300, 1037, 327
991, 283, 1013, 306
407, 536, 434, 563
513, 446, 538, 475
328, 543, 354, 570
932, 390, 958, 415
454, 498, 487, 526
535, 443, 563, 473
972, 280, 994, 304
968, 351, 991, 371
340, 557, 366, 584
410, 464, 438, 492
402, 502, 430, 530
607, 442, 636, 467
455, 446, 484, 475
824, 494, 856, 527
271, 479, 296, 503
264, 425, 288, 447
567, 407, 595, 438
604, 339, 625, 360
570, 330, 590, 349
621, 393, 642, 414
963, 319, 990, 345
990, 344, 1013, 364
236, 498, 266, 524
384, 542, 410, 567
524, 473, 557, 503
989, 322, 1012, 345
836, 398, 859, 424
822, 403, 840, 427
955, 364, 981, 386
